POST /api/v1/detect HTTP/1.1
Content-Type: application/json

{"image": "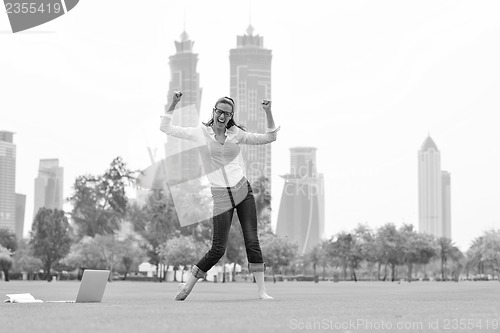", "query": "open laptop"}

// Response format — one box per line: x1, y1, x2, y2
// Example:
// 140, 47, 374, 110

48, 269, 110, 303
